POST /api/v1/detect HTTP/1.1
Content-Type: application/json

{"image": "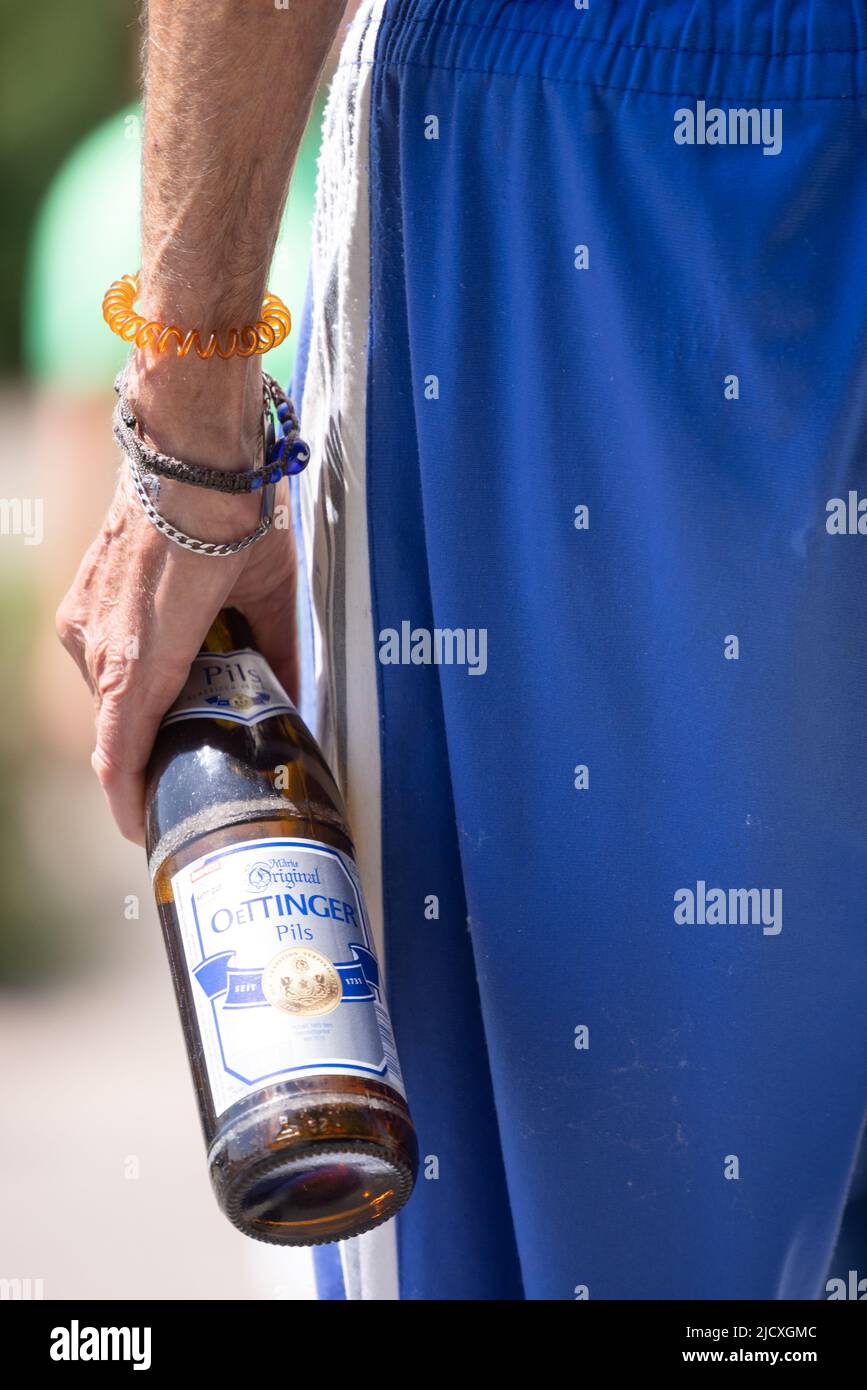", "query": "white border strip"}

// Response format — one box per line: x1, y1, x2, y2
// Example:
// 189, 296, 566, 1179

299, 0, 398, 1301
